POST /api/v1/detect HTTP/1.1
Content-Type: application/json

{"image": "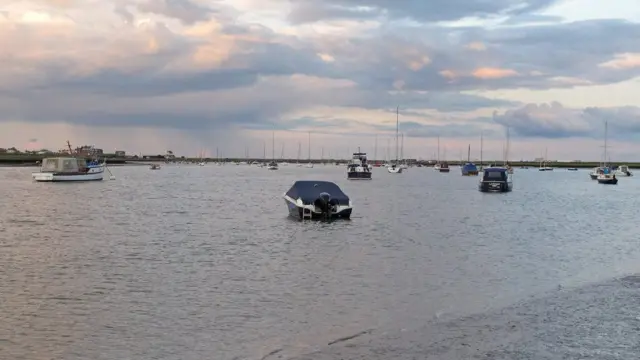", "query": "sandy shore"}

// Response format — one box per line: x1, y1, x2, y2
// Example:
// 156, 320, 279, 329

279, 275, 639, 360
